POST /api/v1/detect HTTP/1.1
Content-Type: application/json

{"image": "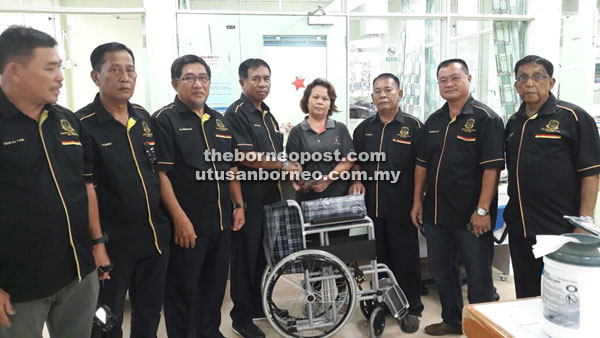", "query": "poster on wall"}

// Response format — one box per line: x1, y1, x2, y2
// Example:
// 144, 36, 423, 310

262, 35, 327, 143
199, 55, 235, 111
